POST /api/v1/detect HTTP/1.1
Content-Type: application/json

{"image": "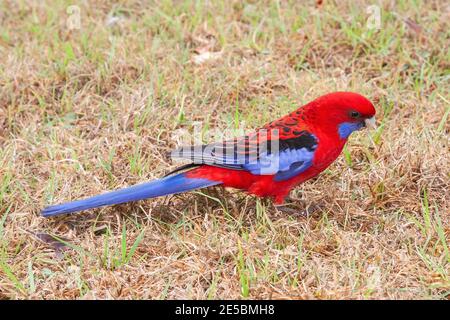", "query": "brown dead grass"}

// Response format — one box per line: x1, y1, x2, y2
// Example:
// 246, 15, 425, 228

0, 0, 449, 299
